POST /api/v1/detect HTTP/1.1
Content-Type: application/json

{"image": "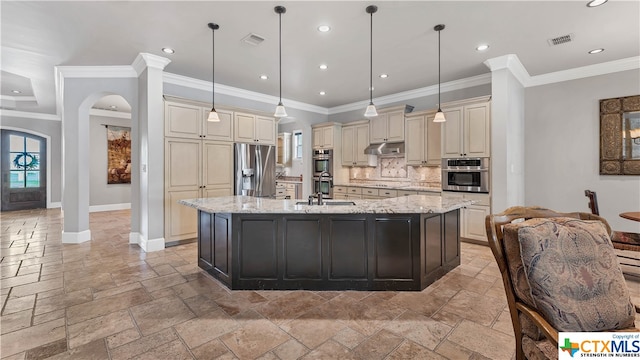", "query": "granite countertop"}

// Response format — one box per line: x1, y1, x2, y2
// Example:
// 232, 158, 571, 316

333, 183, 441, 193
179, 195, 471, 215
